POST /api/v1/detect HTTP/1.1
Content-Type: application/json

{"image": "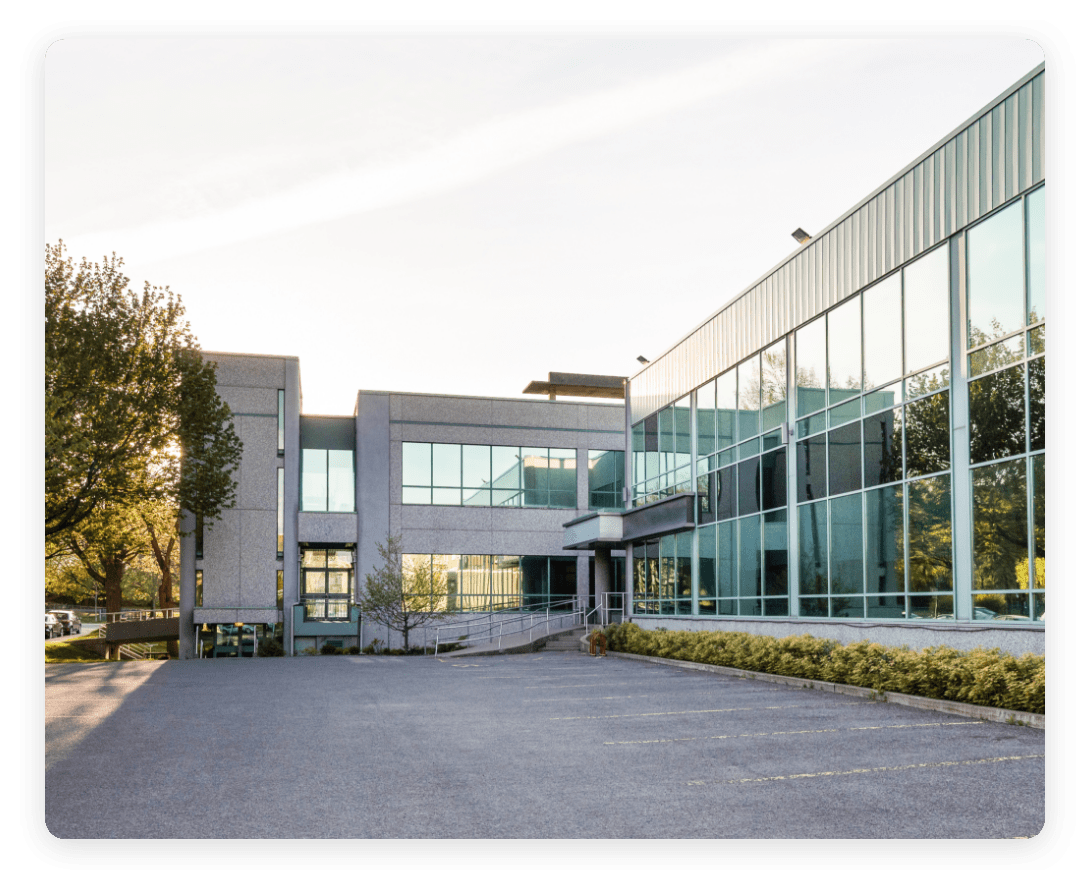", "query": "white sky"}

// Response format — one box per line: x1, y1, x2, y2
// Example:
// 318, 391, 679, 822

45, 35, 1044, 415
